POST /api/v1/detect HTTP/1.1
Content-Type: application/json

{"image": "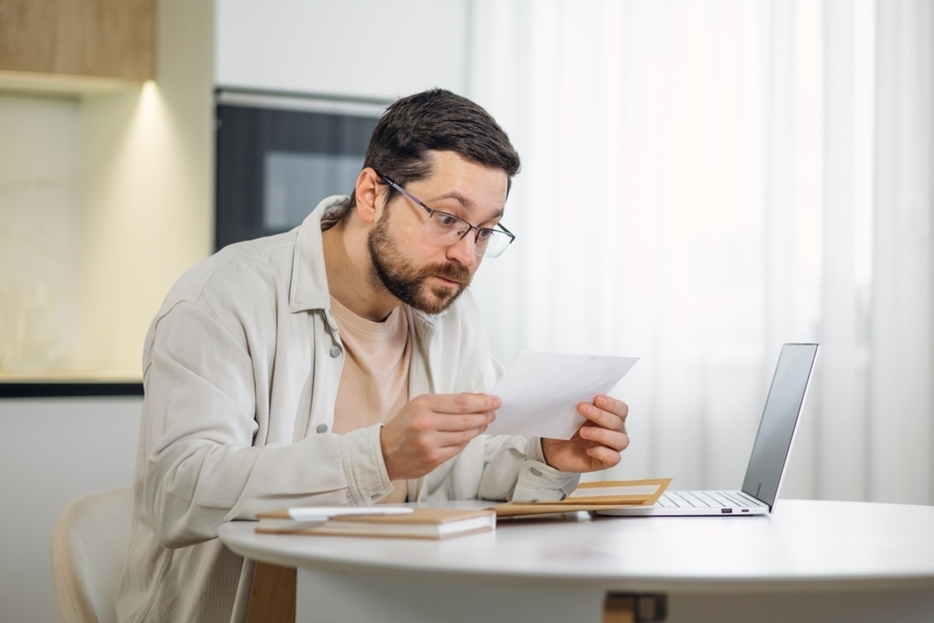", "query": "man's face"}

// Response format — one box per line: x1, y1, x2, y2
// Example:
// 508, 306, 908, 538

367, 151, 509, 315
